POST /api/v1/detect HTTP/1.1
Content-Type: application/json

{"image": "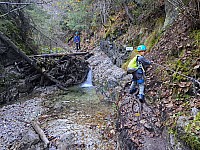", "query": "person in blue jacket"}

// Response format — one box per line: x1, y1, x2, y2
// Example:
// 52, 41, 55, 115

127, 45, 151, 102
73, 32, 81, 50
